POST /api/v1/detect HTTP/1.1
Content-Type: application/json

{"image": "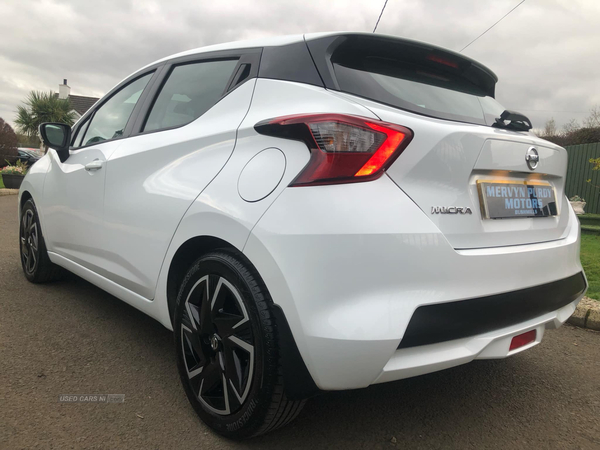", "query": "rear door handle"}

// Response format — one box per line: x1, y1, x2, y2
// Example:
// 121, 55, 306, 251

85, 159, 104, 171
